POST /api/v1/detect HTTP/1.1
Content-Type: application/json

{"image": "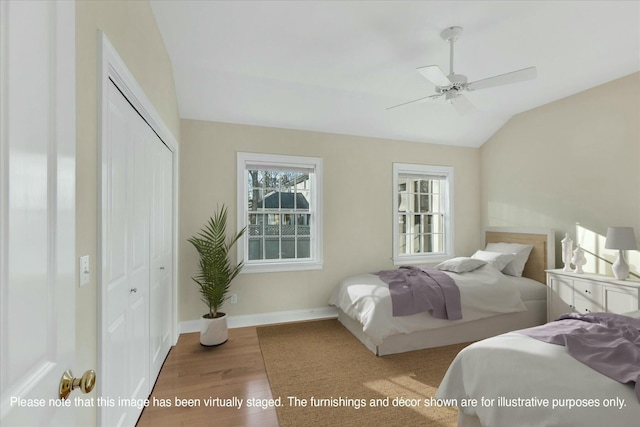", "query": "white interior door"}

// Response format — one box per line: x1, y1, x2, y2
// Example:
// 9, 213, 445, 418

0, 1, 77, 426
102, 81, 151, 427
149, 136, 173, 382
